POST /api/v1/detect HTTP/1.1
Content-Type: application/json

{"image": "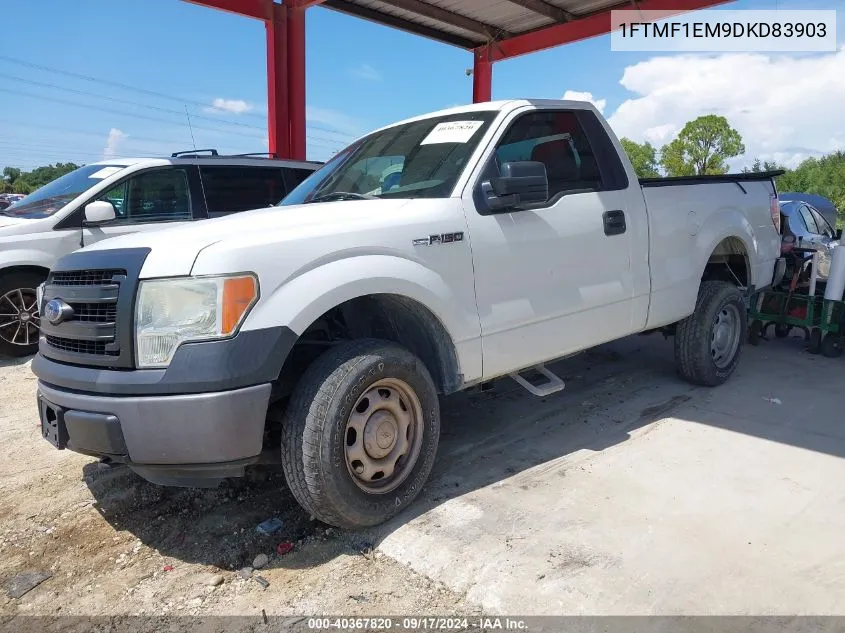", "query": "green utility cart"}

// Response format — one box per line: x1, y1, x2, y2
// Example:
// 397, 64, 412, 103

748, 289, 844, 357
